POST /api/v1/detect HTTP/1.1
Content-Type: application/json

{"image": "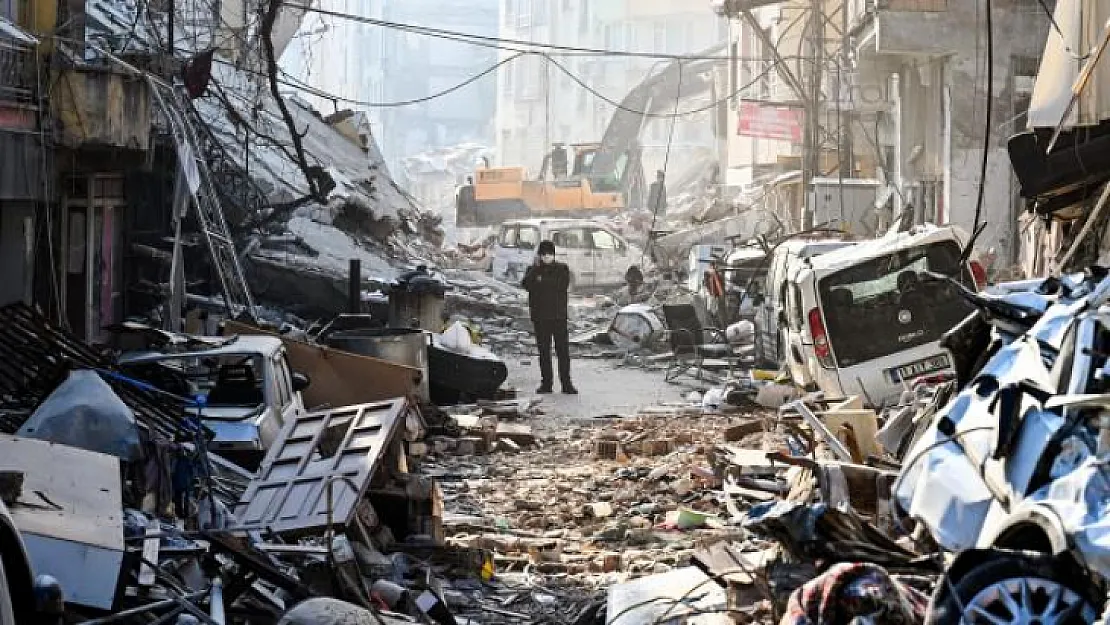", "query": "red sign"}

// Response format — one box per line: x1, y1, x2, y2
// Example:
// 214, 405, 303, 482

0, 104, 35, 130
737, 102, 803, 142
